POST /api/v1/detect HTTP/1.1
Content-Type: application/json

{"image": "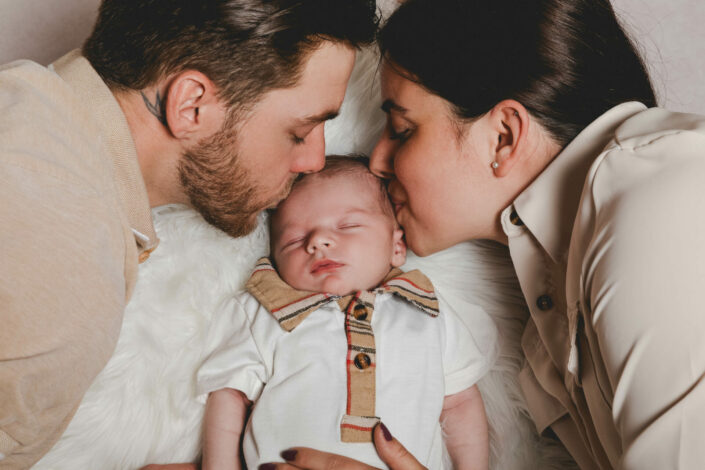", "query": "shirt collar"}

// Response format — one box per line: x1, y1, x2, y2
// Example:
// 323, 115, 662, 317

245, 257, 439, 332
51, 50, 159, 255
502, 102, 647, 263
